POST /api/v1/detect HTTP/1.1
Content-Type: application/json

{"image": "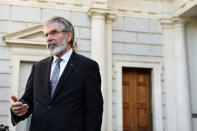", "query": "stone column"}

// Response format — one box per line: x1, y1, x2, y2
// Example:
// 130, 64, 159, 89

172, 18, 192, 131
88, 8, 109, 131
160, 18, 177, 131
105, 14, 116, 131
